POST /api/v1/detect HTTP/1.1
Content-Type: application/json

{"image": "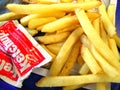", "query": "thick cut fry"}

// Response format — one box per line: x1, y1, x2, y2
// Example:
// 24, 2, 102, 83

77, 0, 84, 3
59, 41, 80, 76
93, 18, 100, 35
46, 43, 62, 55
81, 45, 102, 74
36, 74, 120, 87
0, 12, 24, 21
50, 27, 83, 76
79, 63, 89, 75
56, 24, 79, 34
20, 14, 41, 26
108, 38, 120, 60
27, 29, 38, 36
75, 9, 120, 70
100, 21, 109, 45
63, 84, 85, 90
98, 3, 116, 37
113, 35, 120, 48
96, 83, 106, 90
28, 17, 57, 29
41, 15, 78, 32
86, 12, 101, 21
7, 1, 101, 14
36, 32, 70, 44
60, 0, 73, 3
24, 0, 60, 4
107, 4, 115, 24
